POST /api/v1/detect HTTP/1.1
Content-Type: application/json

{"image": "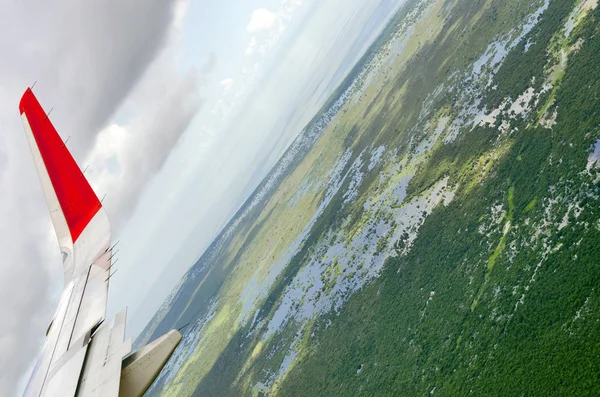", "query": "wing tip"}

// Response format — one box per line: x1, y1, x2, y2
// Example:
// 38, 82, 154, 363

19, 87, 35, 115
19, 86, 104, 243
